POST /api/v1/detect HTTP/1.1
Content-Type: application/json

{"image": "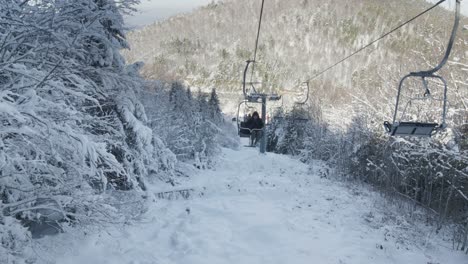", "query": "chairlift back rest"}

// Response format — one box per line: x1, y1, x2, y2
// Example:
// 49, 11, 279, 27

239, 121, 251, 137
268, 94, 282, 101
